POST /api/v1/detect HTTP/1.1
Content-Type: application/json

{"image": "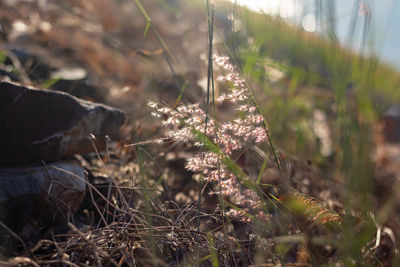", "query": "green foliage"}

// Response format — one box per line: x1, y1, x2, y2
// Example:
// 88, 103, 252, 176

42, 77, 60, 89
0, 51, 6, 64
